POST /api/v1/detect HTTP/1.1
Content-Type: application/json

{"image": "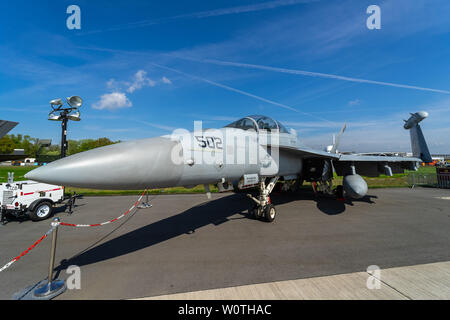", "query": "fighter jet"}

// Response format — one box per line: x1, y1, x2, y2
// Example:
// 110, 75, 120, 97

25, 113, 429, 222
